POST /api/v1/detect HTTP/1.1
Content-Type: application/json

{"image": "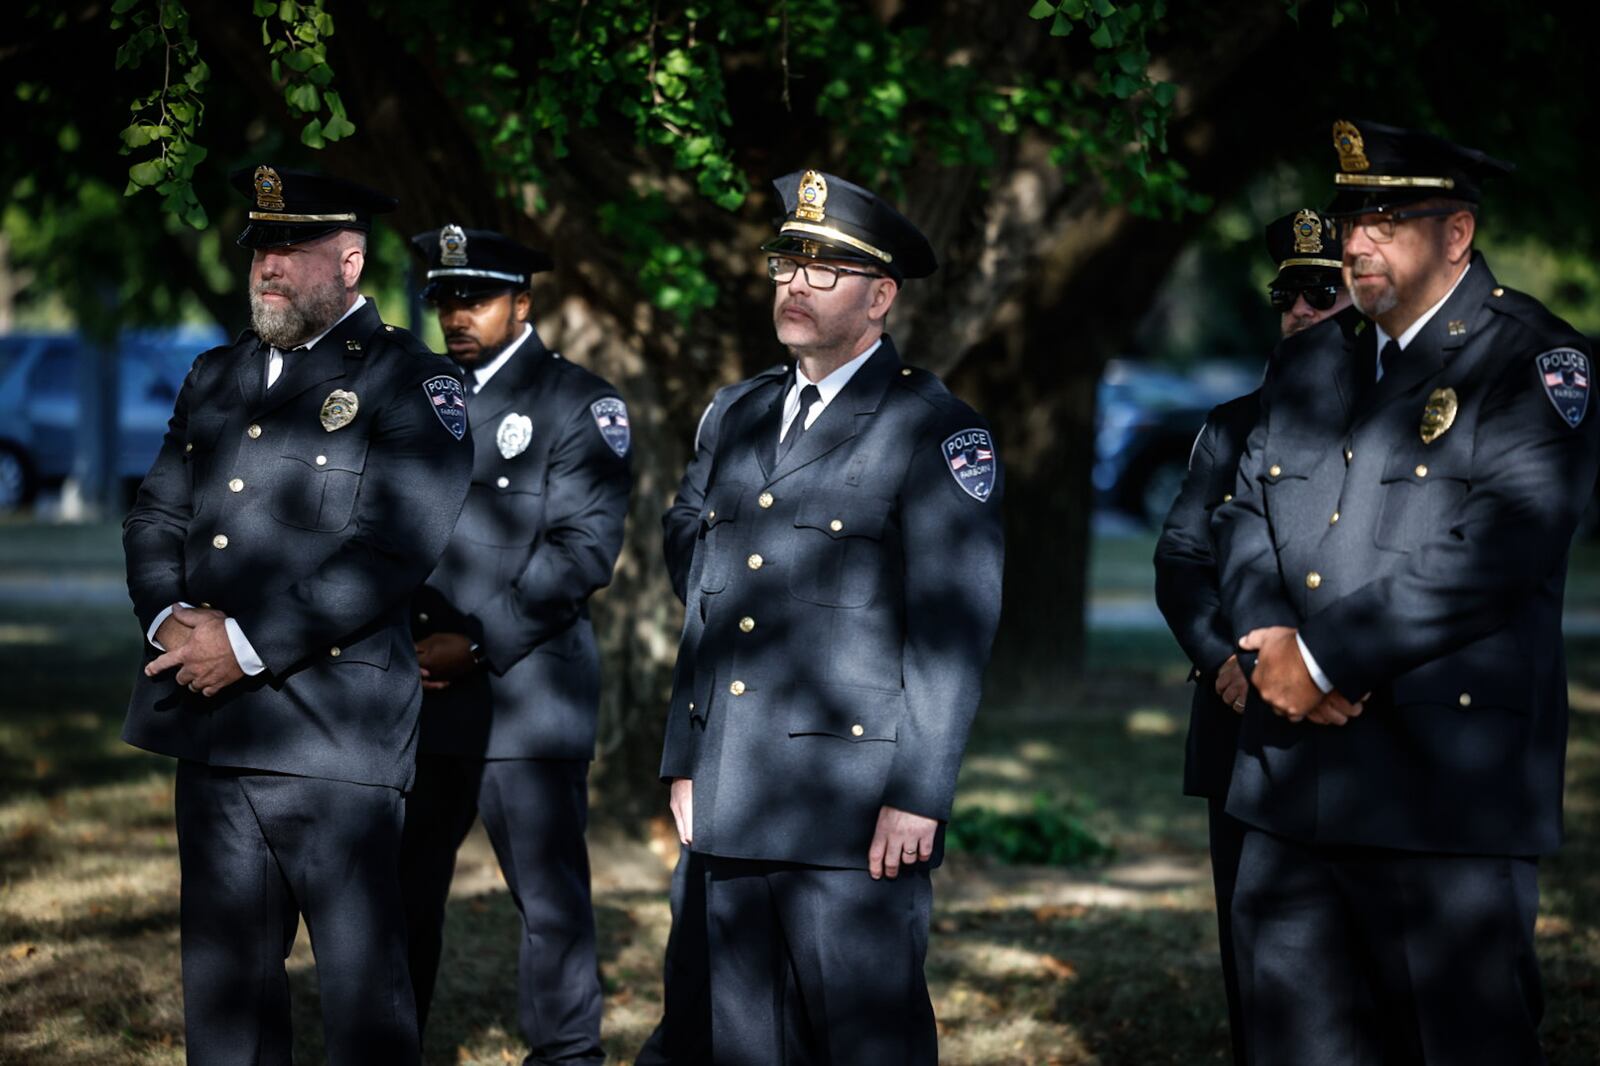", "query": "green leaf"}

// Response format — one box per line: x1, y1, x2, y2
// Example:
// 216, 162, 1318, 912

182, 199, 209, 229
306, 61, 332, 86
286, 82, 319, 112
252, 0, 276, 16
281, 49, 313, 73
322, 89, 346, 117
278, 0, 298, 20
300, 117, 325, 148
1027, 0, 1056, 16
1089, 21, 1113, 47
111, 0, 141, 13
1050, 11, 1074, 34
121, 124, 154, 148
128, 159, 164, 186
323, 113, 355, 140
314, 11, 334, 35
1092, 0, 1117, 14
1152, 81, 1177, 106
